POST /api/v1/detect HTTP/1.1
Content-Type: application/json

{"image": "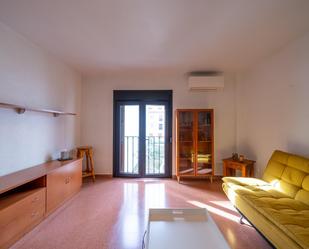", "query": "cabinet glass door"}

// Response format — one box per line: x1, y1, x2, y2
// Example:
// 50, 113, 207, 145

177, 111, 195, 175
196, 111, 213, 175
